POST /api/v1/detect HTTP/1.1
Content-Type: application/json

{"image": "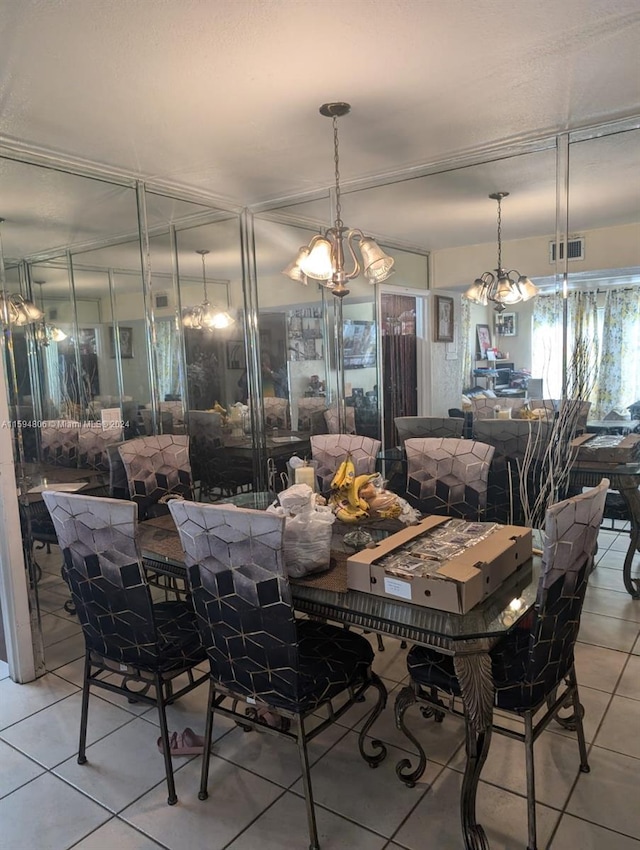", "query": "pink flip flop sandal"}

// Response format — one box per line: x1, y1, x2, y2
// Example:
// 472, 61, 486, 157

157, 727, 205, 756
